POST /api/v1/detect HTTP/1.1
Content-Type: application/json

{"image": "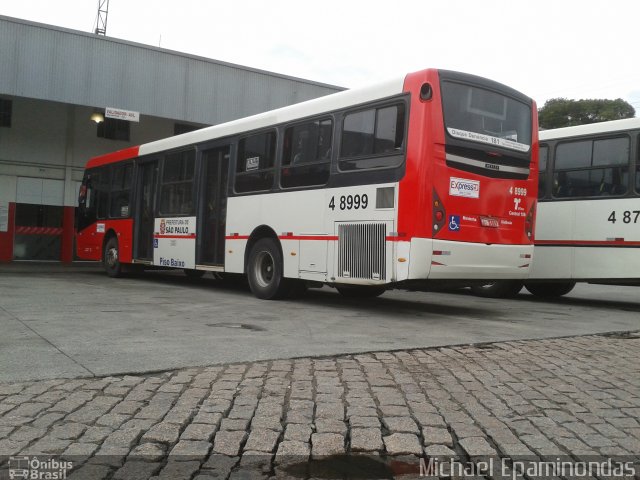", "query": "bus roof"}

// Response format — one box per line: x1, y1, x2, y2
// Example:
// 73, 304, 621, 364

540, 117, 640, 141
86, 67, 536, 169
